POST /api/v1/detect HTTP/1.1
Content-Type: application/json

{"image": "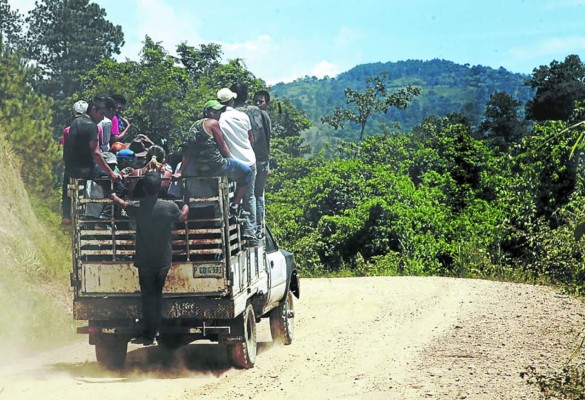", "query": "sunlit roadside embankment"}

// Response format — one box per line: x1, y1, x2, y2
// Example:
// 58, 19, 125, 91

0, 133, 75, 358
